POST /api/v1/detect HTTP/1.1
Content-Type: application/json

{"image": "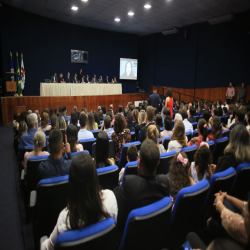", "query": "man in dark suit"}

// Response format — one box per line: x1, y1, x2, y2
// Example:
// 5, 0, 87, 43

65, 72, 71, 83
139, 106, 160, 143
114, 139, 169, 232
105, 76, 109, 83
51, 73, 58, 83
78, 69, 83, 82
72, 73, 78, 83
91, 74, 98, 83
148, 87, 160, 109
